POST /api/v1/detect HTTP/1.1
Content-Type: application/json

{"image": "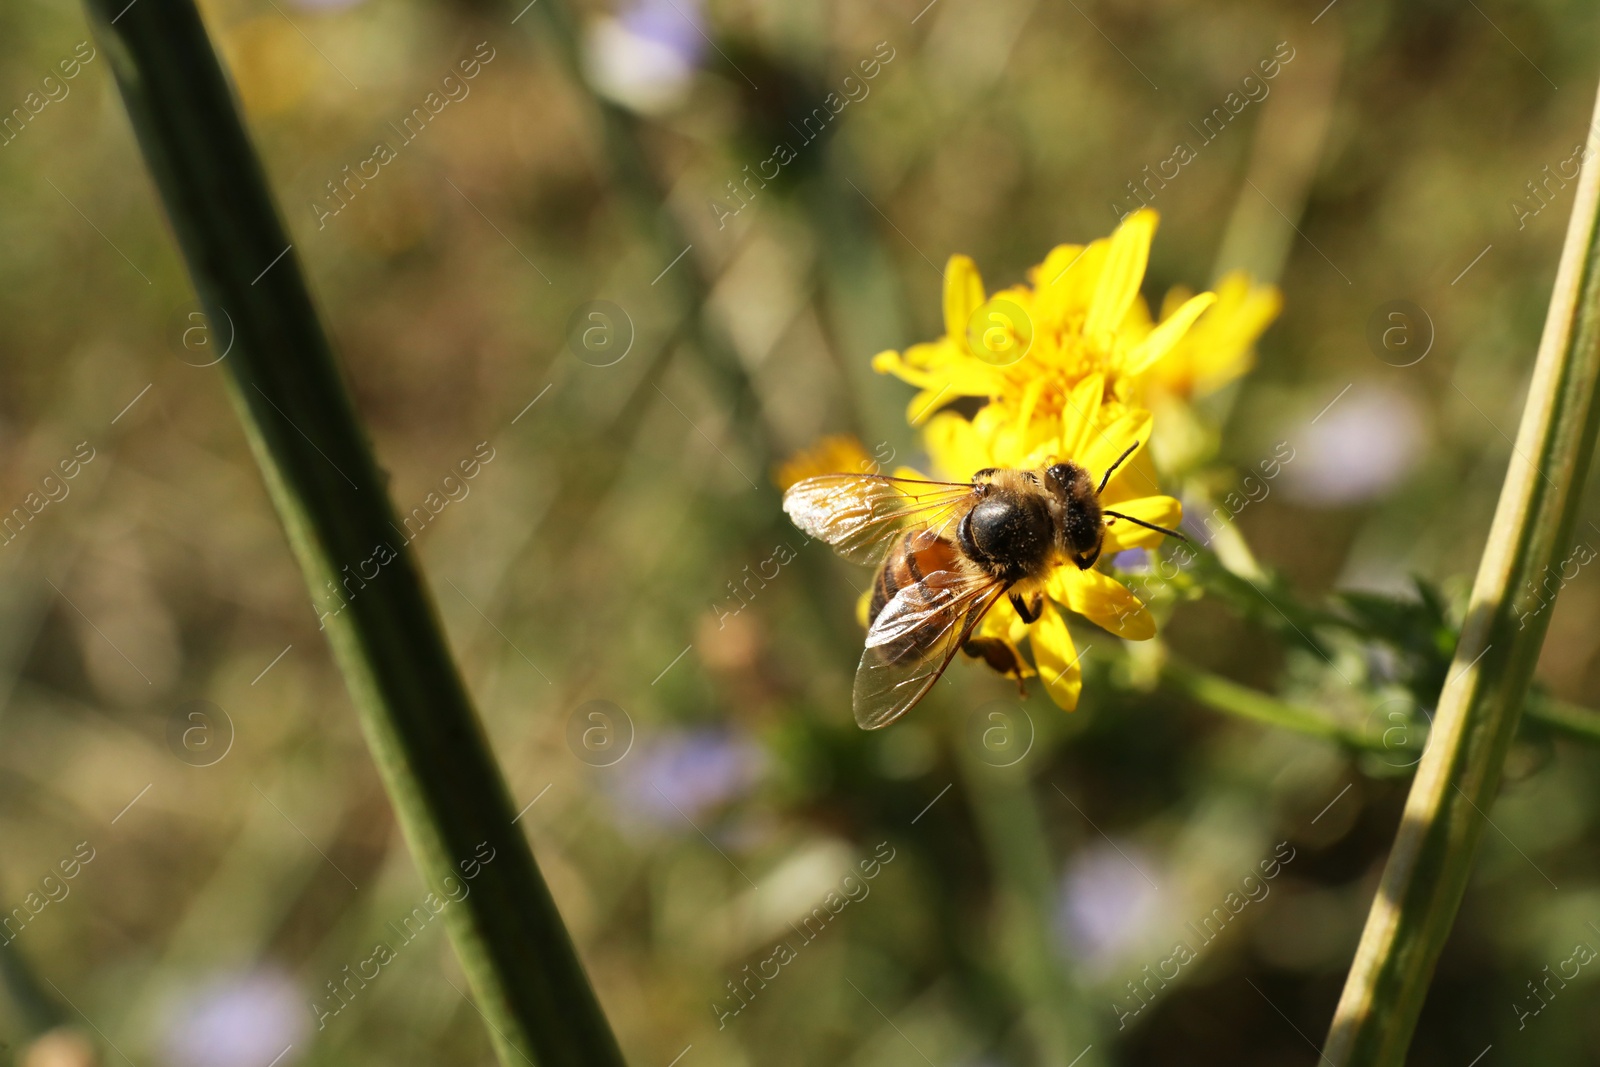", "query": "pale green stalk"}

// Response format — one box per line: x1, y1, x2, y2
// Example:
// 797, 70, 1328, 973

1322, 74, 1600, 1065
1161, 658, 1600, 754
1159, 657, 1388, 752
